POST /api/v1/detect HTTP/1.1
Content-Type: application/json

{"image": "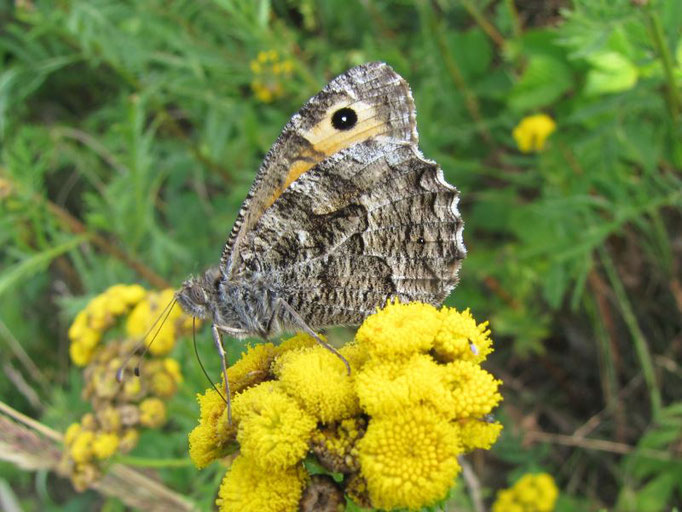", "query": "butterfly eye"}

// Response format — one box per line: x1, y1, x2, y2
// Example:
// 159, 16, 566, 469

190, 285, 206, 305
331, 107, 358, 130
